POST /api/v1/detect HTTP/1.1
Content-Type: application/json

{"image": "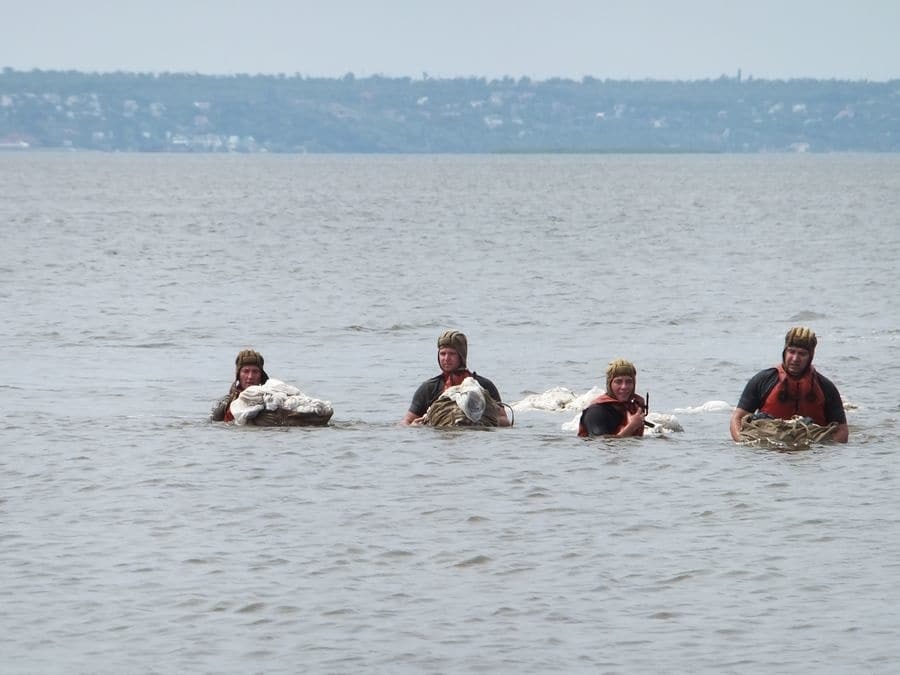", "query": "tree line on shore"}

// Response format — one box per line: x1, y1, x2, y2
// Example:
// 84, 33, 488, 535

2, 68, 898, 152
